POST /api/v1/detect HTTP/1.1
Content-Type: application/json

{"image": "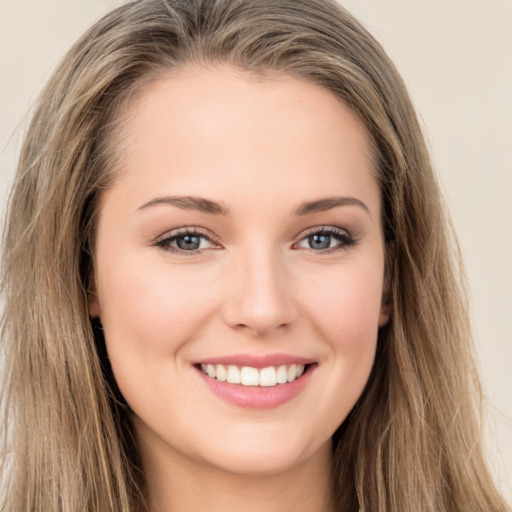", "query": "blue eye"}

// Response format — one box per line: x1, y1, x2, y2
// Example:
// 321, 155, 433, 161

155, 229, 215, 253
155, 226, 354, 254
174, 233, 202, 250
296, 228, 354, 252
308, 233, 332, 250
